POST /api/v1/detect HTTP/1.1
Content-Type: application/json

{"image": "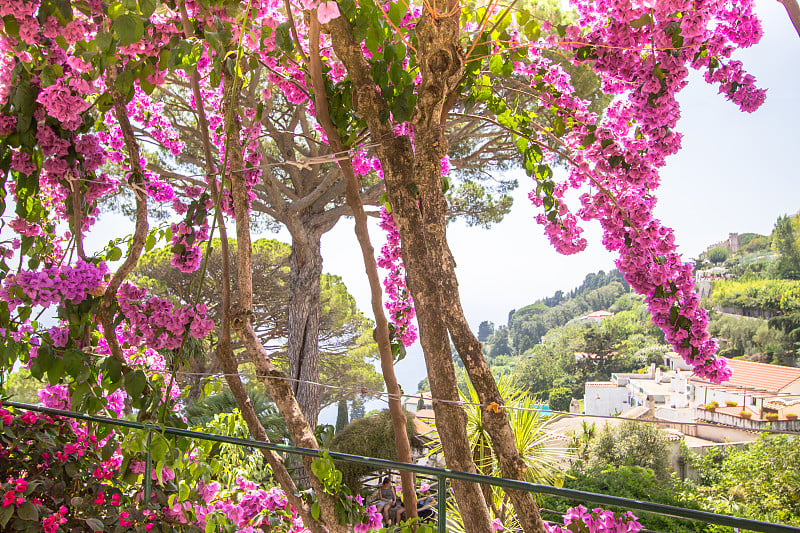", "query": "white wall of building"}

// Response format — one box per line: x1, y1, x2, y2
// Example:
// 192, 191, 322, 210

585, 384, 630, 416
